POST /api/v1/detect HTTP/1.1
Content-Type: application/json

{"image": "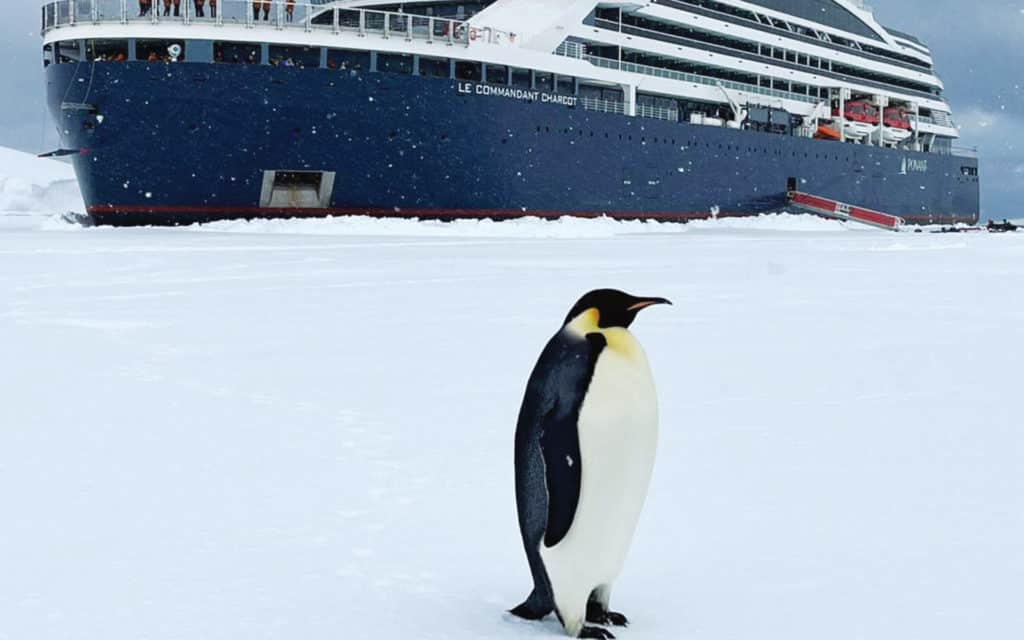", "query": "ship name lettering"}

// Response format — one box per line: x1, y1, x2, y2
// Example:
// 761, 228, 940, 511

456, 82, 578, 107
